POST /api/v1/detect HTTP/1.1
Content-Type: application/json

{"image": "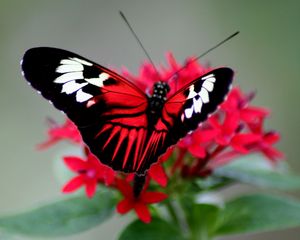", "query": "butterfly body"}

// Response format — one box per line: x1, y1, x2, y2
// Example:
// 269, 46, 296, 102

148, 81, 170, 124
21, 47, 233, 175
